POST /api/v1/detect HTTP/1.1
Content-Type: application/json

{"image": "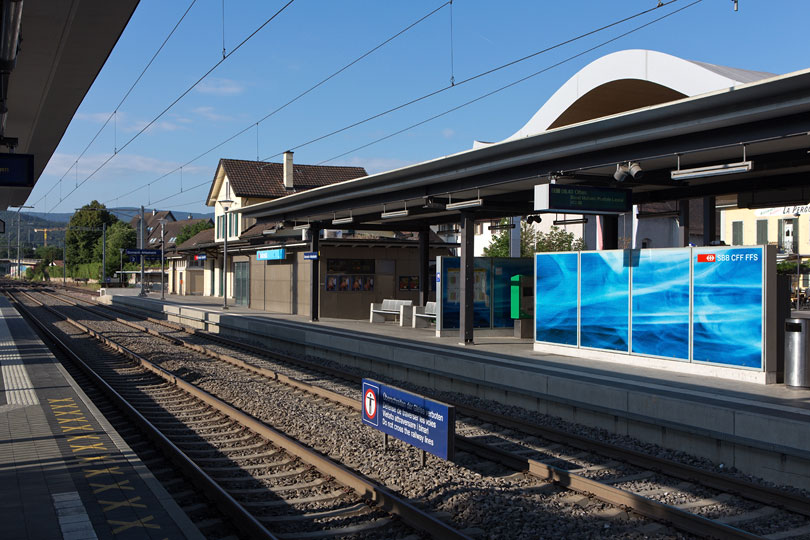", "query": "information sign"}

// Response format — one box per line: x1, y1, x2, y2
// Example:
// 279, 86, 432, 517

125, 249, 160, 257
194, 254, 207, 261
0, 154, 34, 187
535, 184, 631, 214
361, 379, 454, 460
257, 248, 285, 261
303, 251, 319, 260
